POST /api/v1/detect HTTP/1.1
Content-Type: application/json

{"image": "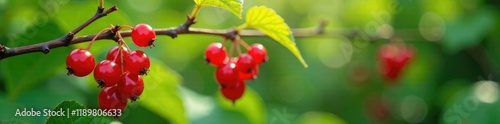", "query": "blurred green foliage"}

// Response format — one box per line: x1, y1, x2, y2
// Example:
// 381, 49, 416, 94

1, 0, 500, 124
